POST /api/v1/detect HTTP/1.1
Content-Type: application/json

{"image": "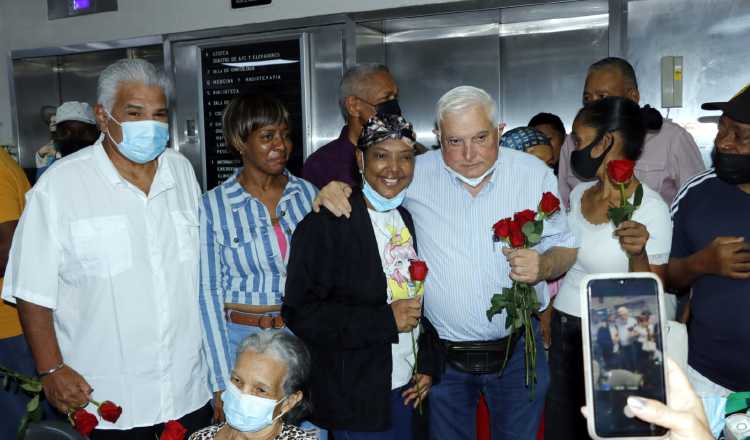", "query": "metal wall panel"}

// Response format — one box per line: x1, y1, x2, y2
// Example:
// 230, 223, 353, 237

379, 11, 501, 147
12, 57, 60, 169
626, 0, 750, 165
500, 1, 609, 131
309, 28, 345, 151
12, 45, 163, 170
